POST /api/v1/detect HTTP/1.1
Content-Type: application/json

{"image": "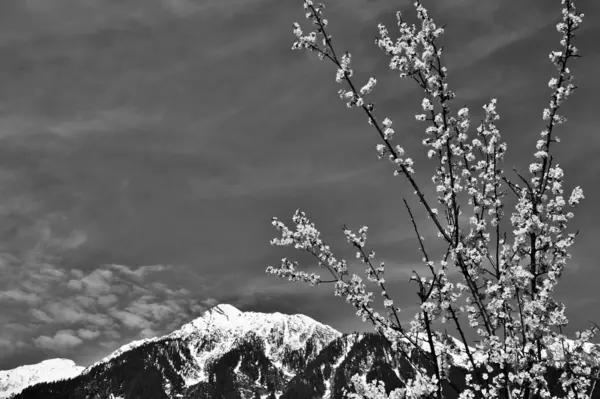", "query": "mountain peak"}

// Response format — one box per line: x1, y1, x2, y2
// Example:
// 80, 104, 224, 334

208, 303, 242, 317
